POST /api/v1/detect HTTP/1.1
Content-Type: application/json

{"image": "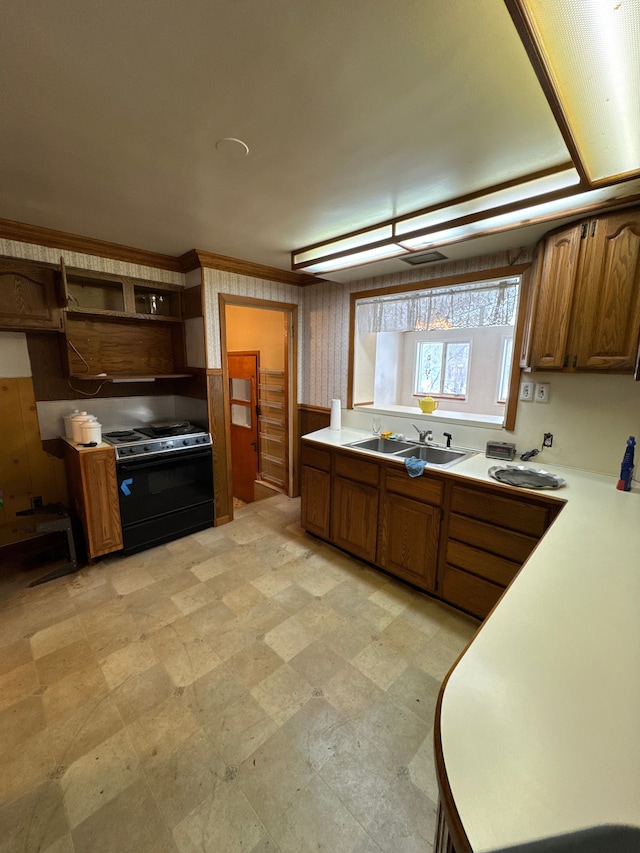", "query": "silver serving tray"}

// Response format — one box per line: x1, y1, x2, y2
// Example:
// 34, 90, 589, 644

488, 465, 566, 489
